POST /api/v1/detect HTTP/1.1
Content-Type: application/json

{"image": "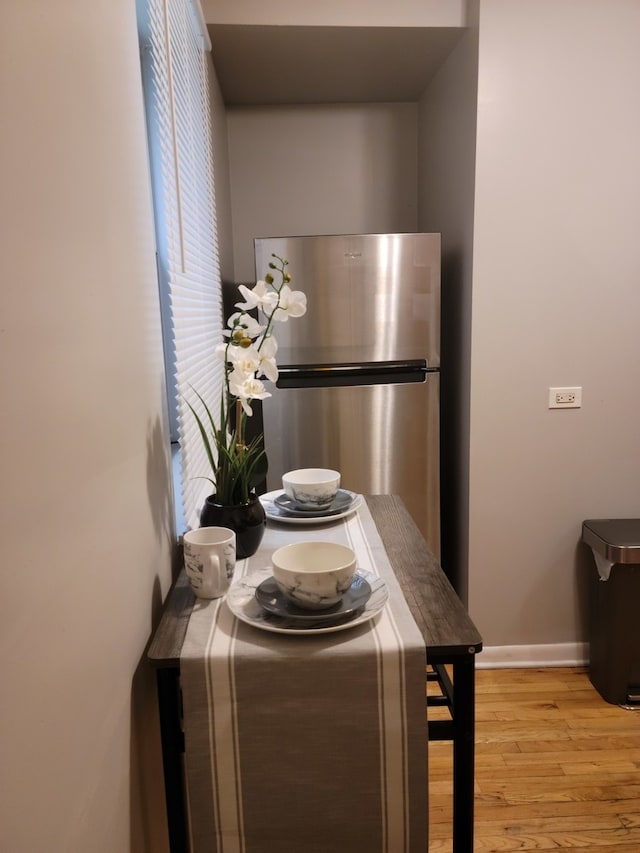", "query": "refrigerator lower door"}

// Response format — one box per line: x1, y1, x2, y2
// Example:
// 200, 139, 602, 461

262, 374, 440, 556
